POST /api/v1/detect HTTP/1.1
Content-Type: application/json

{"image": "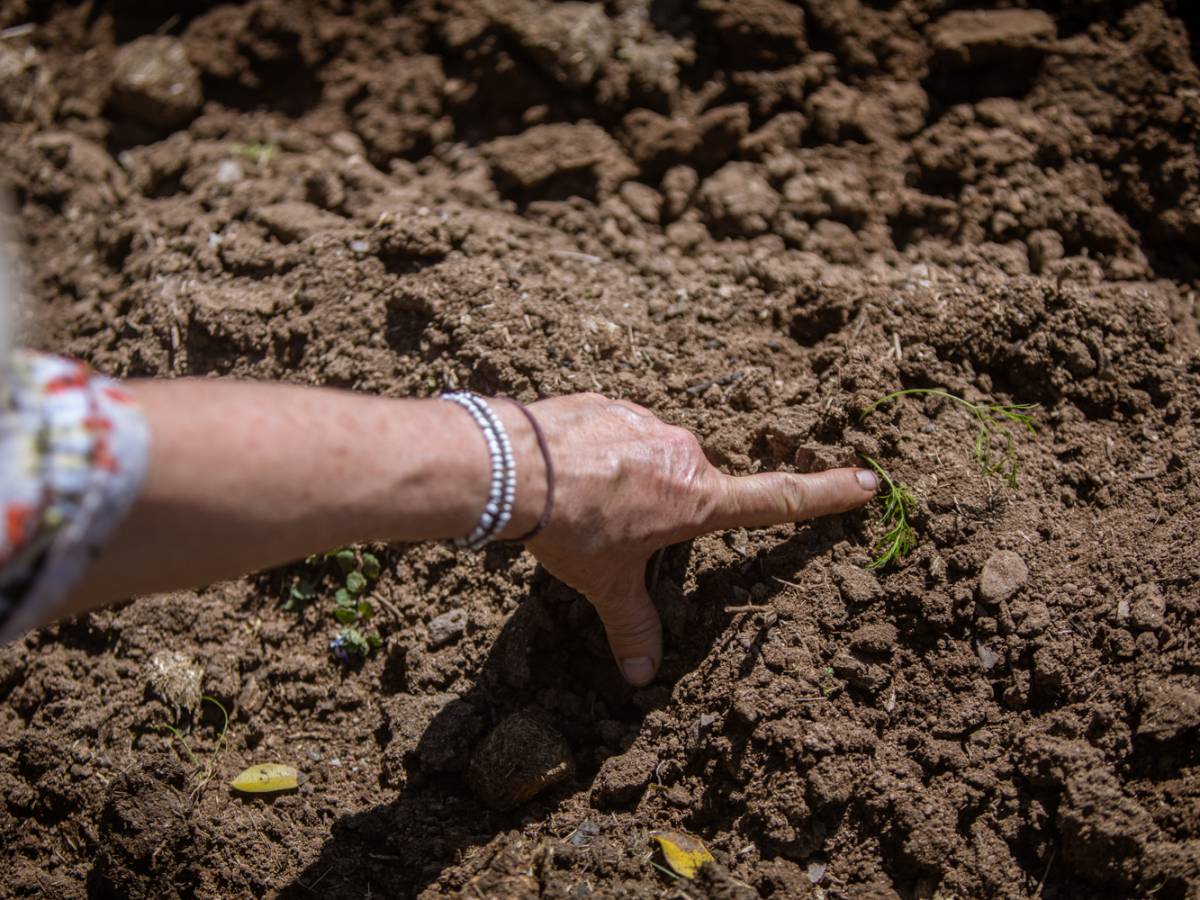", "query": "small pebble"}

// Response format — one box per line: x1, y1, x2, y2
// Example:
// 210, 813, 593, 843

978, 550, 1028, 604
215, 160, 243, 184
976, 642, 1000, 671
427, 607, 468, 648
